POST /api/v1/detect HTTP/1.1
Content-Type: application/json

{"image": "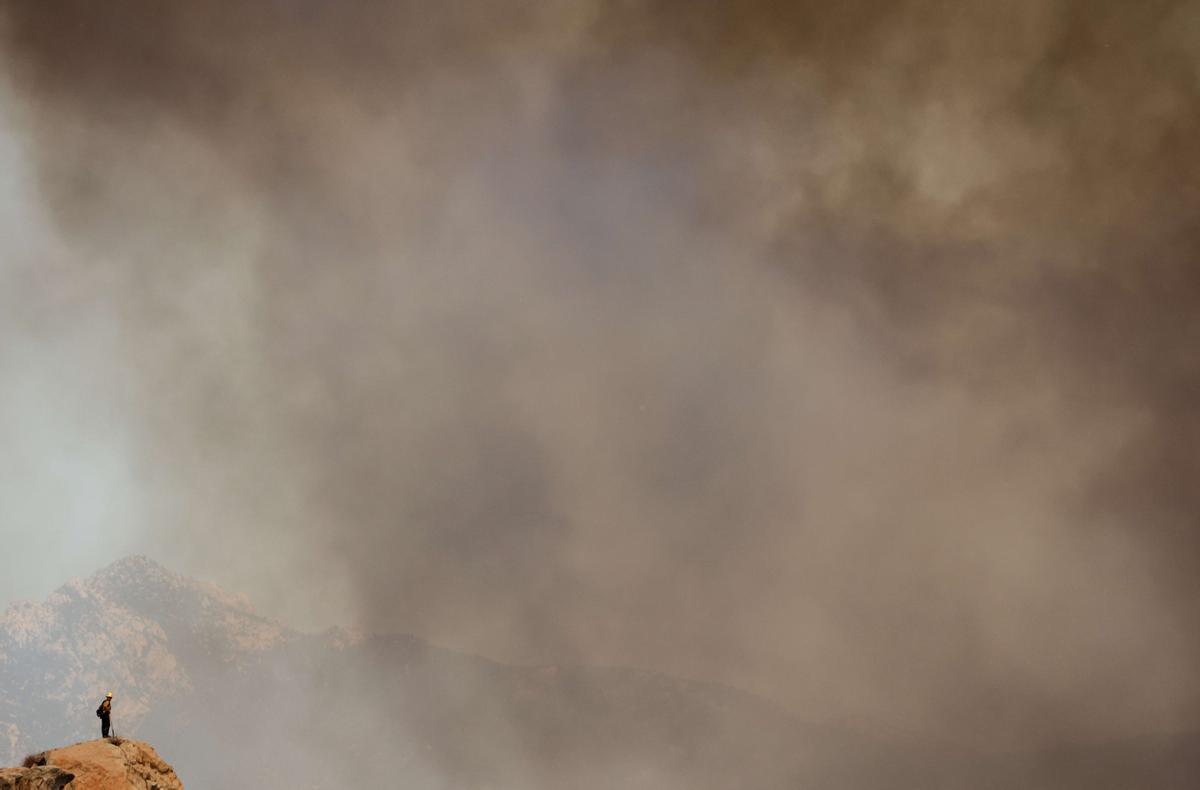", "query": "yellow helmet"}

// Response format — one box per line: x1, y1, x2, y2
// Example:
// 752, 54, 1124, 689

106, 692, 113, 698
